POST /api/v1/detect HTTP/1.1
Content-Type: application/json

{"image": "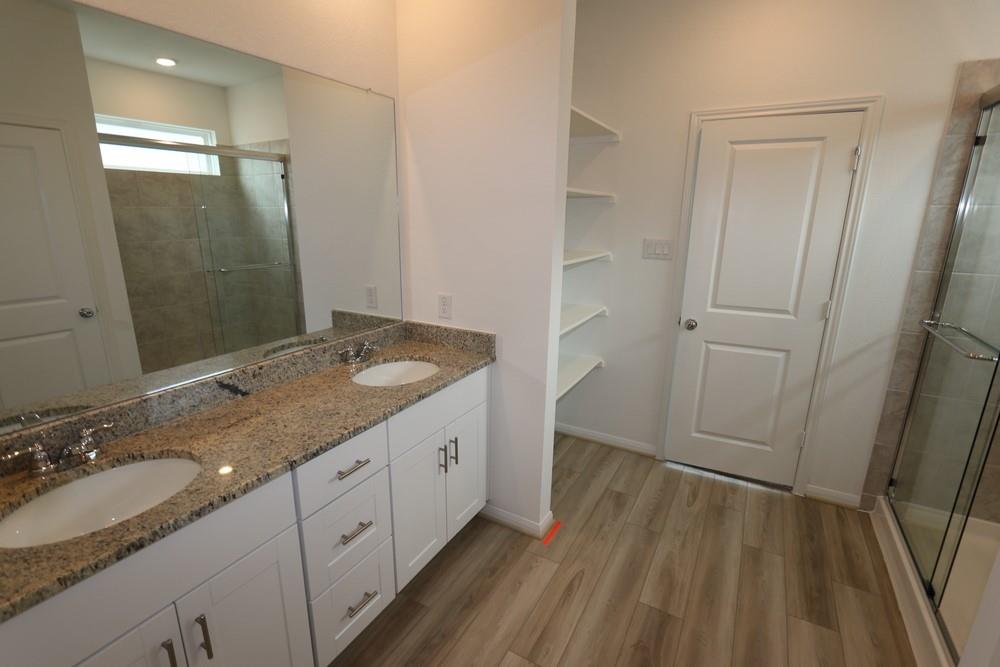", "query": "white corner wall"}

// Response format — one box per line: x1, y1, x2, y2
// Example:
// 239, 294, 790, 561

558, 0, 1000, 503
227, 75, 288, 146
86, 58, 234, 144
74, 0, 398, 97
396, 0, 576, 532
